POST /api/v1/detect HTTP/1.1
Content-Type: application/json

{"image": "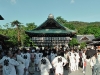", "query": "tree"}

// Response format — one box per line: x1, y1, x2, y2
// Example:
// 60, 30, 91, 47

80, 42, 86, 49
25, 23, 37, 30
56, 16, 67, 24
24, 23, 37, 46
69, 38, 79, 47
84, 25, 100, 37
11, 20, 21, 46
56, 16, 75, 30
3, 23, 9, 29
